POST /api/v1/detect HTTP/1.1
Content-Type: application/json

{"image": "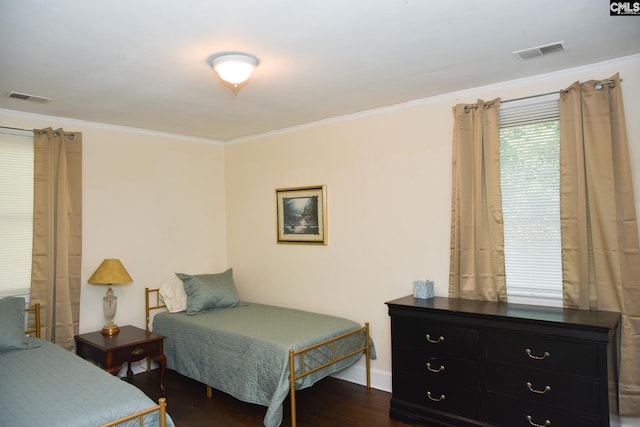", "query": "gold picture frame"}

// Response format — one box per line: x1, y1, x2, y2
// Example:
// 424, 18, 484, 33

276, 185, 327, 245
